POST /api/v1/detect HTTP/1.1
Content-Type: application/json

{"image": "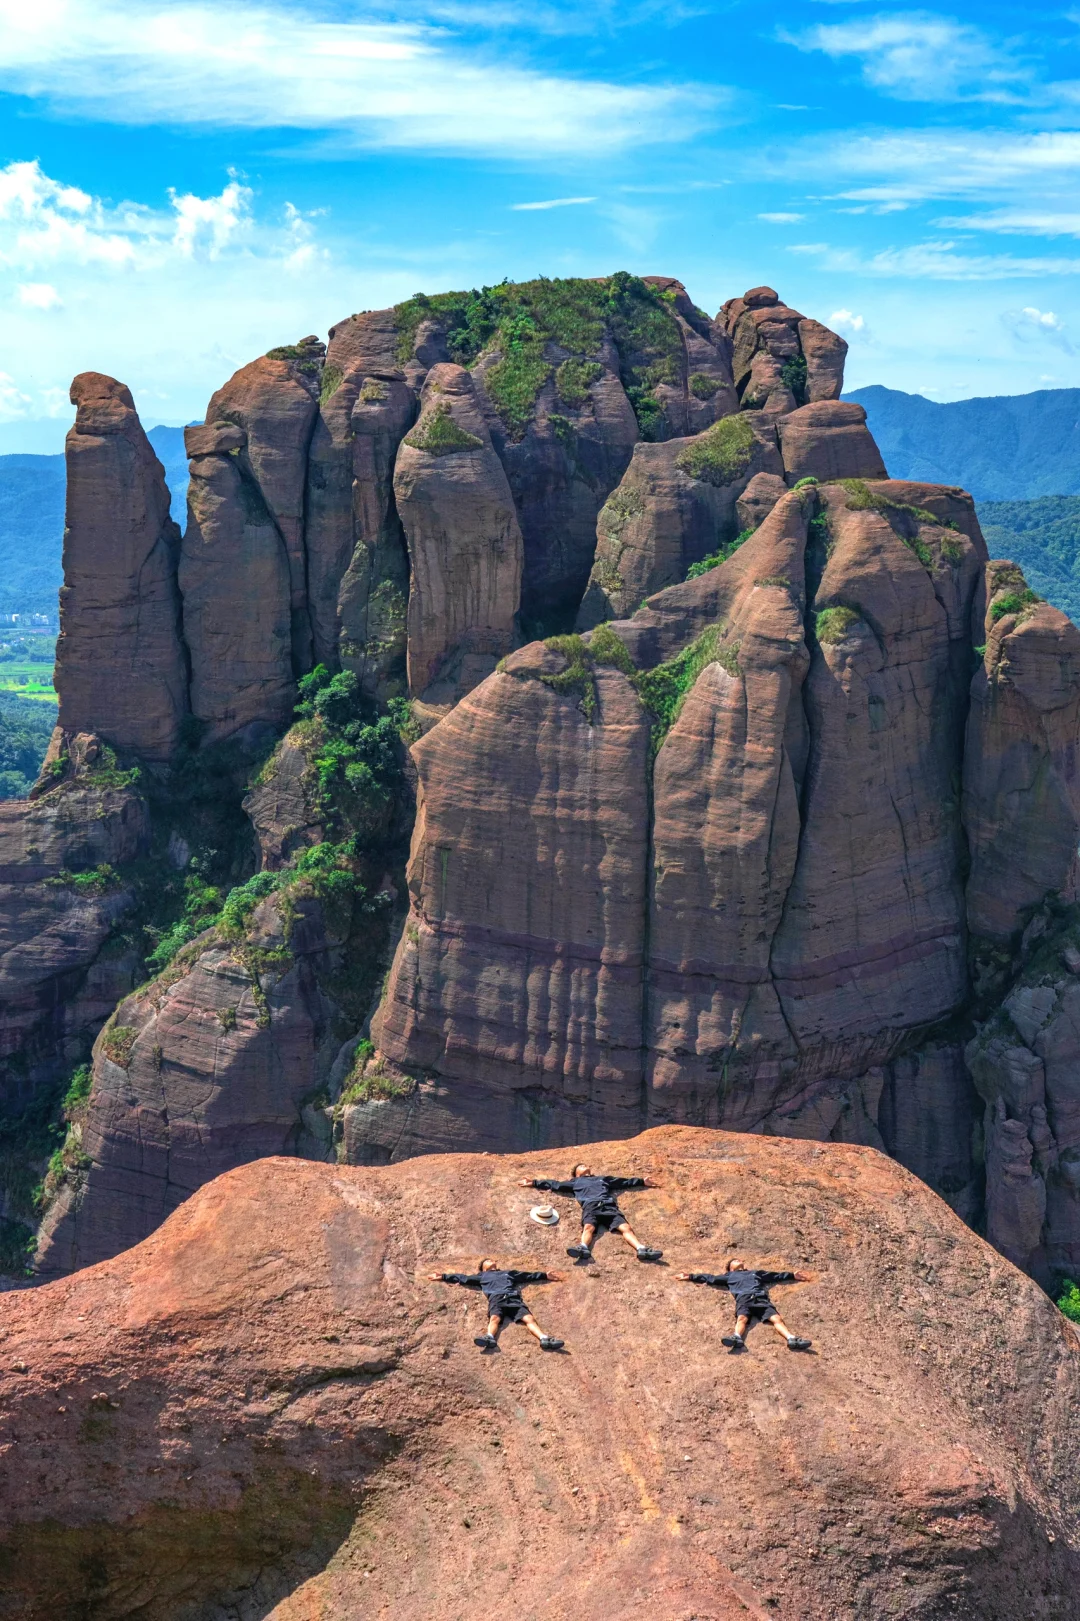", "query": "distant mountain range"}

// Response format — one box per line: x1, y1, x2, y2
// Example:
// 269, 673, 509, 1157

846, 385, 1080, 502
0, 426, 188, 617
